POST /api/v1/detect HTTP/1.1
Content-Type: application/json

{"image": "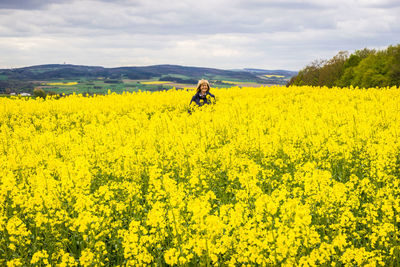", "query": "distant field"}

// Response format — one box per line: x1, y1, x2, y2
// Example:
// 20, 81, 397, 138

29, 76, 275, 95
0, 64, 296, 96
263, 74, 285, 78
36, 79, 175, 95
46, 82, 78, 86
0, 71, 280, 97
140, 81, 170, 85
160, 74, 192, 79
